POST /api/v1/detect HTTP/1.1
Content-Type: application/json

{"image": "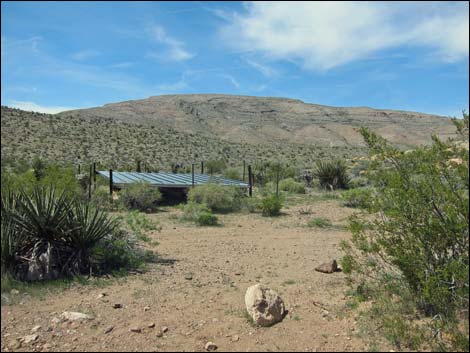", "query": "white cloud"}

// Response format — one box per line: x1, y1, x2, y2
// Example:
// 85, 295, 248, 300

219, 1, 469, 71
71, 49, 100, 61
8, 100, 77, 114
147, 25, 194, 61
